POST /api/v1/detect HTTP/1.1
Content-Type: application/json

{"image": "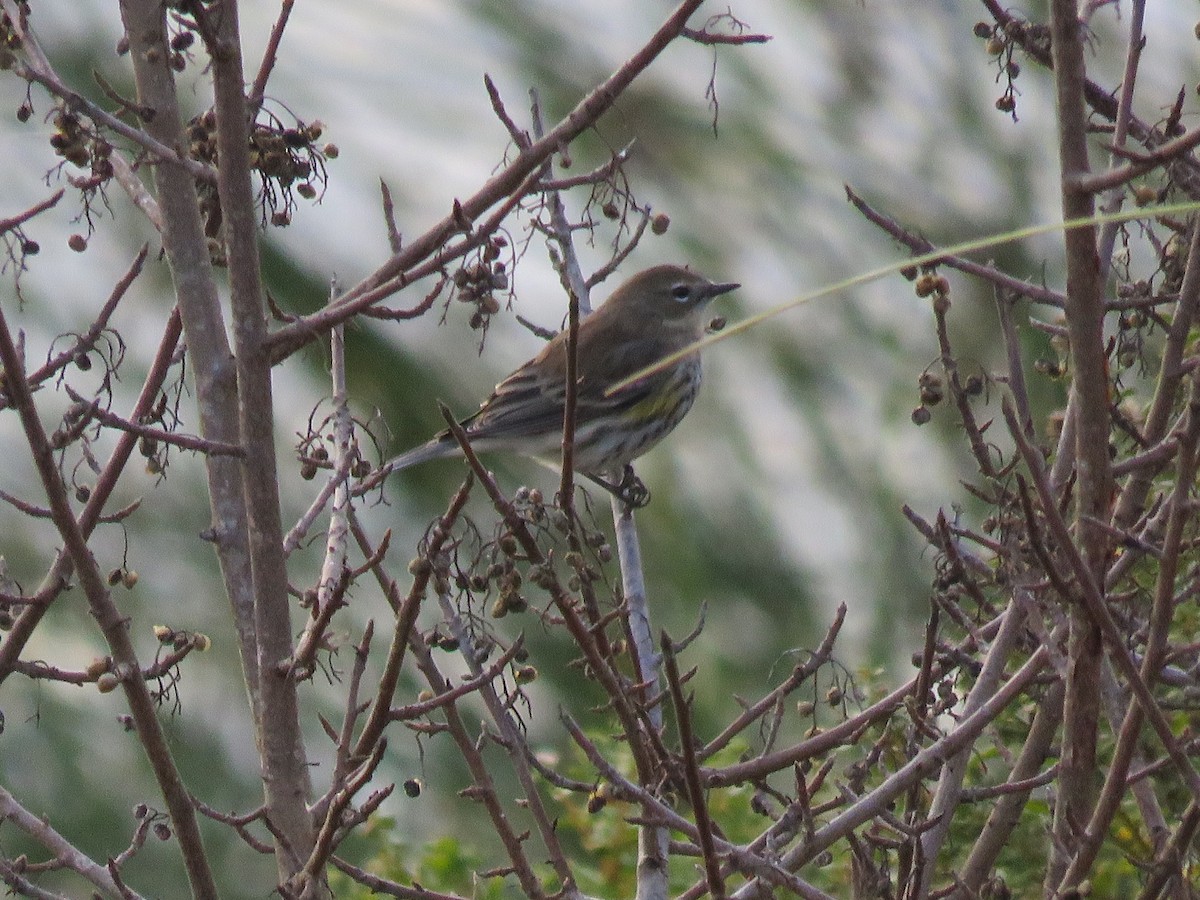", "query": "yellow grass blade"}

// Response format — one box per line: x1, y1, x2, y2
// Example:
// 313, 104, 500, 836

607, 200, 1200, 396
